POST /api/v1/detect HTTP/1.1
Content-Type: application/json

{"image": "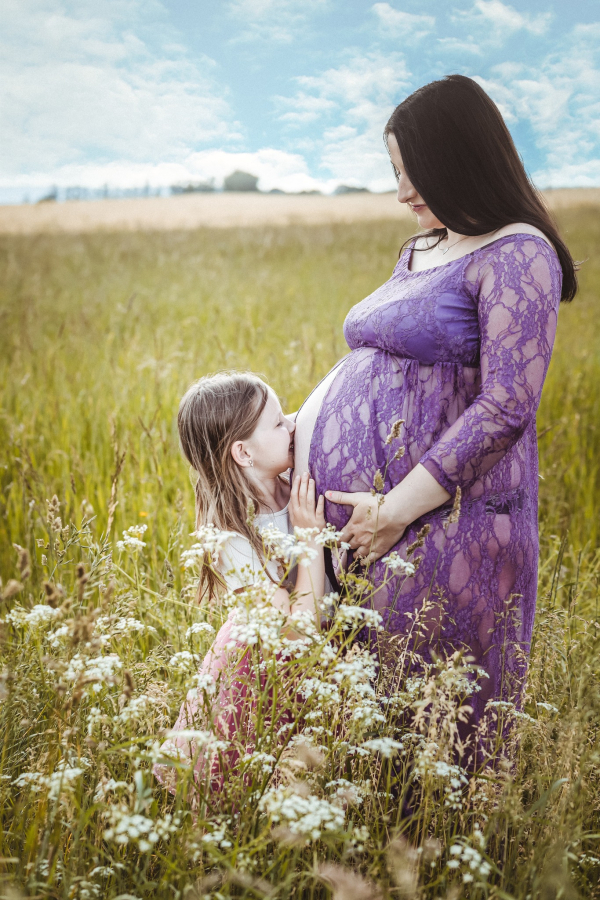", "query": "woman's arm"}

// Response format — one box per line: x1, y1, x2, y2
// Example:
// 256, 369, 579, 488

328, 237, 561, 562
326, 463, 450, 561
